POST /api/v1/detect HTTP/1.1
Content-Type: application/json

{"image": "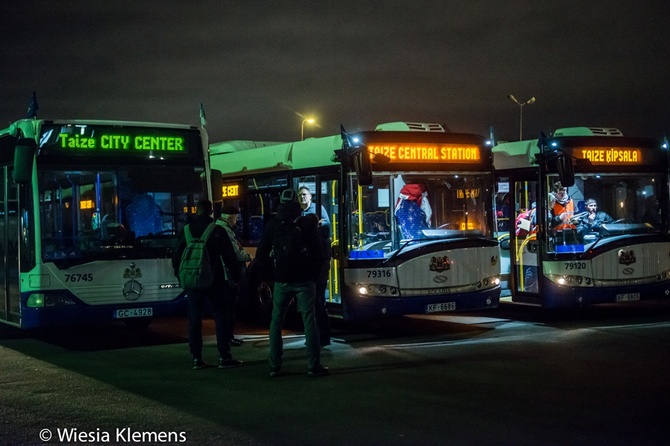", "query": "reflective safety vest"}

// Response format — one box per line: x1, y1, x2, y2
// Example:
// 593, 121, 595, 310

552, 199, 575, 231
